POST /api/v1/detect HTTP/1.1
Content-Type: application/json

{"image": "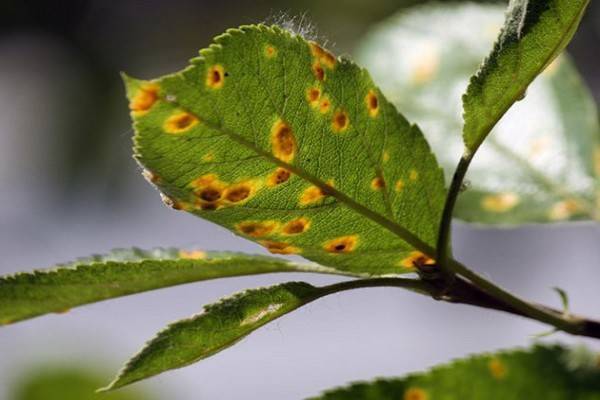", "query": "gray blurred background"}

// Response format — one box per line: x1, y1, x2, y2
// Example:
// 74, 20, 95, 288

1, 1, 599, 399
